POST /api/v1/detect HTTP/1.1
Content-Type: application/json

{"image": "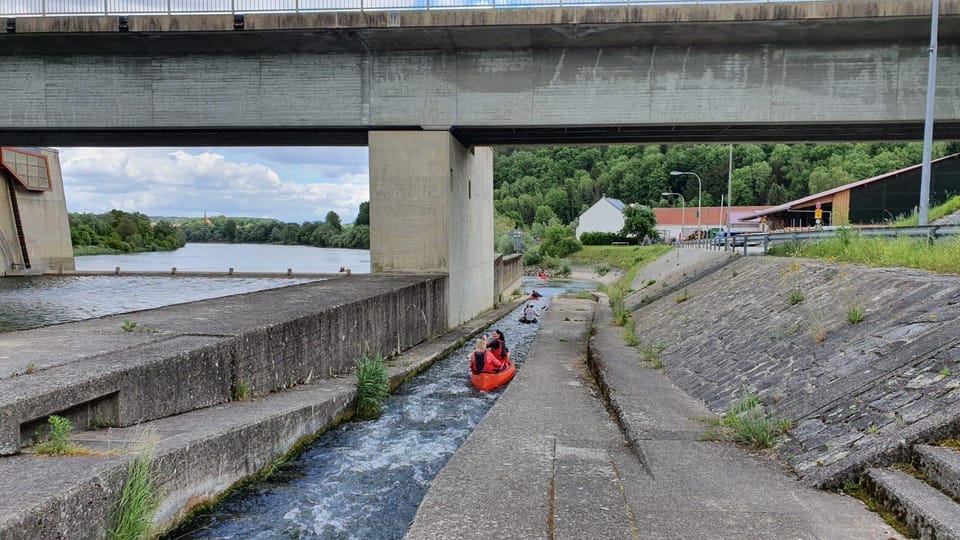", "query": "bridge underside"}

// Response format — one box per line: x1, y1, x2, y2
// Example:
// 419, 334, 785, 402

4, 122, 960, 148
